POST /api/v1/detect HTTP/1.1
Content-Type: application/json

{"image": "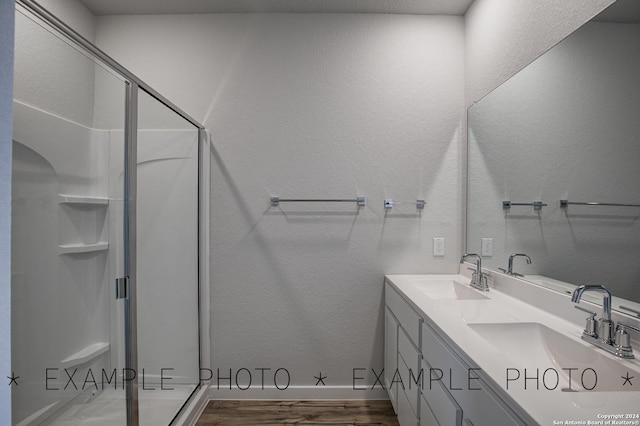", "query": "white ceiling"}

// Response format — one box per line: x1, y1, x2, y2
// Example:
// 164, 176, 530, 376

77, 0, 475, 16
